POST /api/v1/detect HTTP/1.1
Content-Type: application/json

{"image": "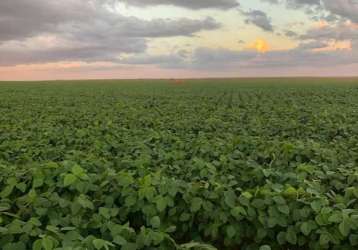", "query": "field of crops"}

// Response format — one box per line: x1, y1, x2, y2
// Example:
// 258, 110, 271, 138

1, 78, 358, 250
